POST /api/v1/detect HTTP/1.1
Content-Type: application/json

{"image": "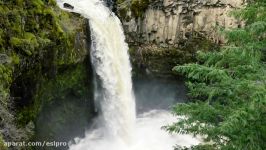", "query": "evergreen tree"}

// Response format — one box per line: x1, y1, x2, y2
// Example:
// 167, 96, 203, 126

166, 0, 266, 149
